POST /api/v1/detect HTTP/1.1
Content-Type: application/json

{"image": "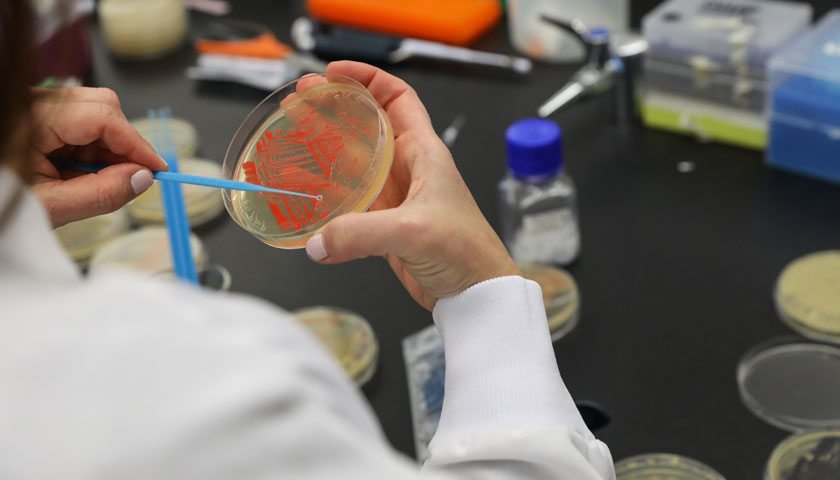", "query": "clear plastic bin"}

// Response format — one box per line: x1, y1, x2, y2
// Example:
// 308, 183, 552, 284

767, 10, 840, 184
641, 0, 811, 147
